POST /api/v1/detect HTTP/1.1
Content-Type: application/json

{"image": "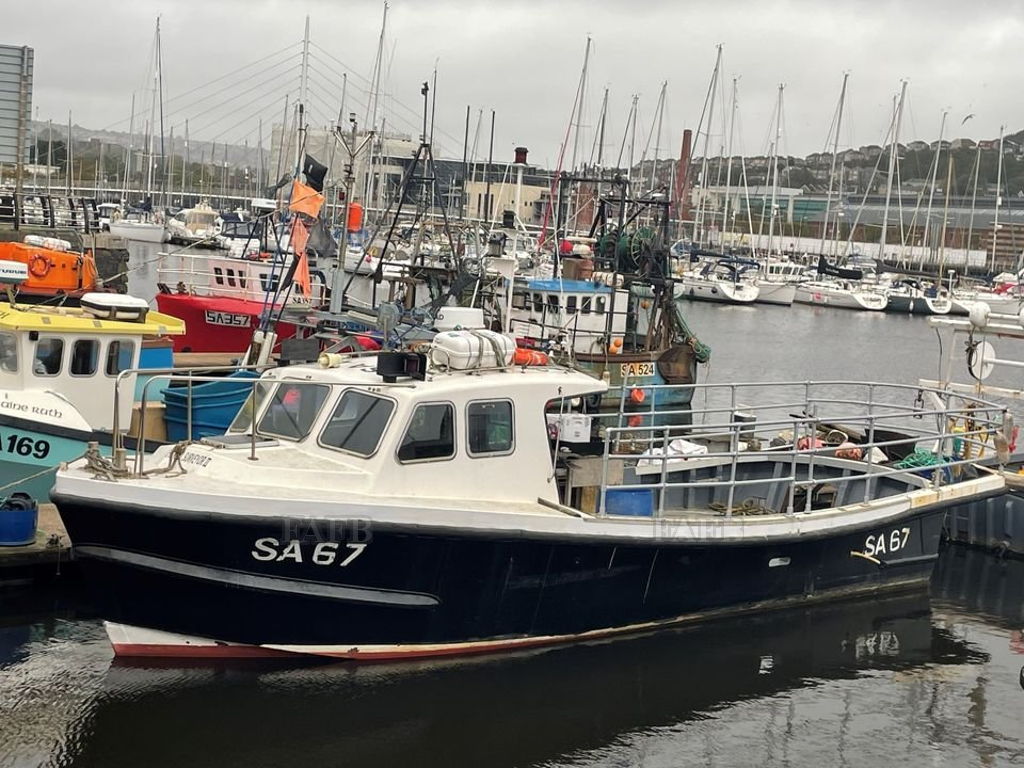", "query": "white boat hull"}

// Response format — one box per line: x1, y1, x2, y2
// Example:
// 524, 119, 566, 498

794, 284, 887, 311
109, 221, 167, 243
676, 278, 759, 305
755, 282, 797, 306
